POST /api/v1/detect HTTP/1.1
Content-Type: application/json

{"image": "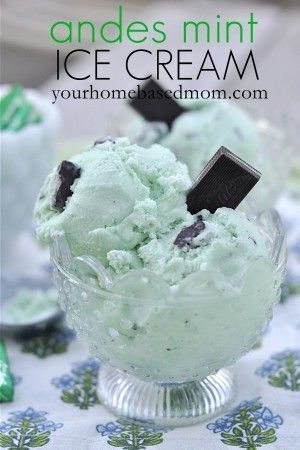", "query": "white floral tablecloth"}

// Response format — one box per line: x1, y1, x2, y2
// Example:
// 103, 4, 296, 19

1, 192, 300, 450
